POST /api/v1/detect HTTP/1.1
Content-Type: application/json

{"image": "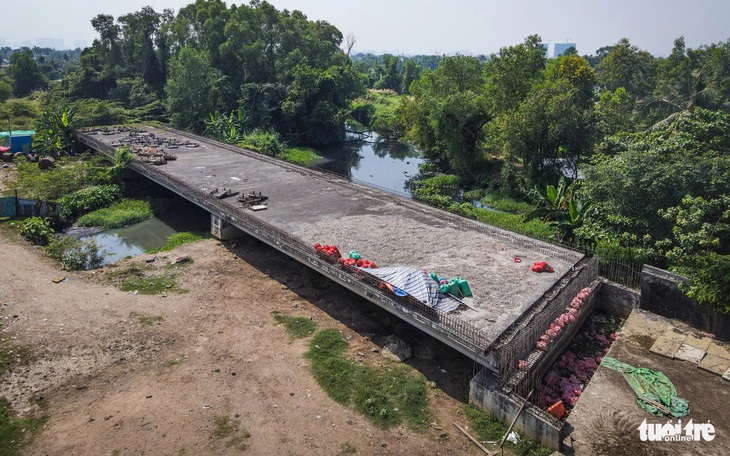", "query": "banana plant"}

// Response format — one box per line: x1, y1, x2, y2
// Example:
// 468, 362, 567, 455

34, 105, 76, 158
524, 176, 593, 244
